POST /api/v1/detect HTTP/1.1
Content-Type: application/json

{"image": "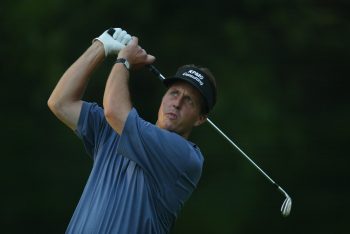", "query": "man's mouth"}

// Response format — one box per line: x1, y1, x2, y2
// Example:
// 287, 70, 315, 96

166, 112, 178, 120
